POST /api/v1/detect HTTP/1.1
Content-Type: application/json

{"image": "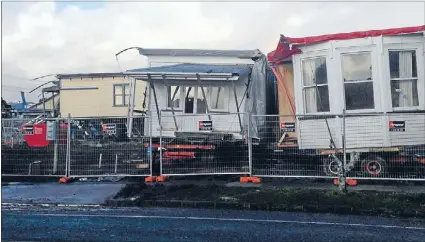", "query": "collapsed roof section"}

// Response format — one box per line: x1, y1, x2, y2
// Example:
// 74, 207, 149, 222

268, 25, 425, 65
